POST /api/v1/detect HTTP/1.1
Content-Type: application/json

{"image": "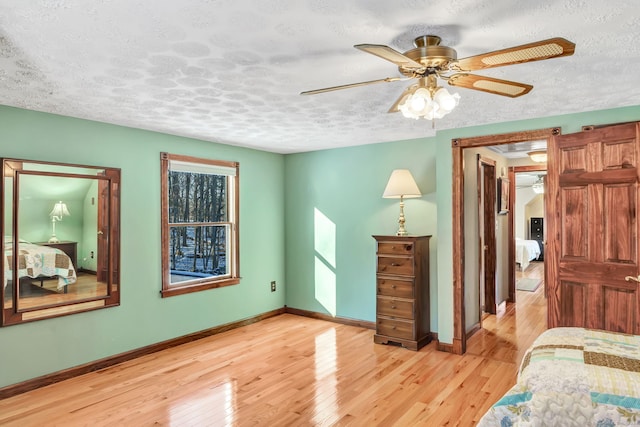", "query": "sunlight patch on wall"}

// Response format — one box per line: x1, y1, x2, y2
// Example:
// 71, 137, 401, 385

315, 258, 336, 316
314, 208, 335, 266
314, 208, 336, 316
